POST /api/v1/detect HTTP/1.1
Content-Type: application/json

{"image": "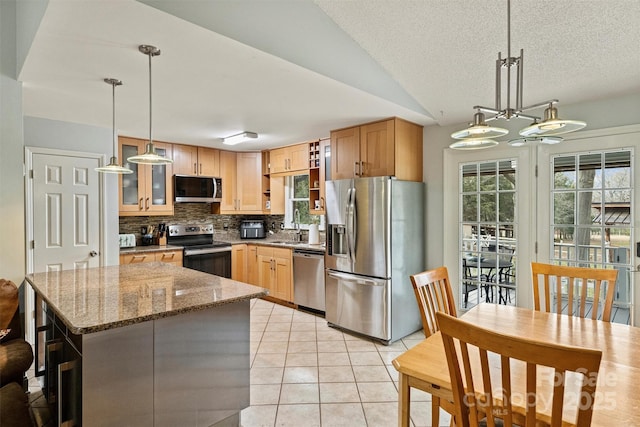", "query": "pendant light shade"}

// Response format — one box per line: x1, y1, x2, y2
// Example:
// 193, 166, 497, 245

127, 45, 173, 165
518, 105, 586, 137
96, 78, 133, 174
507, 136, 563, 147
450, 111, 509, 140
449, 138, 499, 150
